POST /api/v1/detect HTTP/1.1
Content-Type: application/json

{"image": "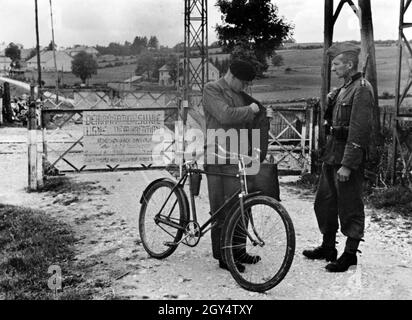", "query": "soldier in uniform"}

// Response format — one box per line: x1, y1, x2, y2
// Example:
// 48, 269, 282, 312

202, 60, 268, 272
303, 42, 374, 272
